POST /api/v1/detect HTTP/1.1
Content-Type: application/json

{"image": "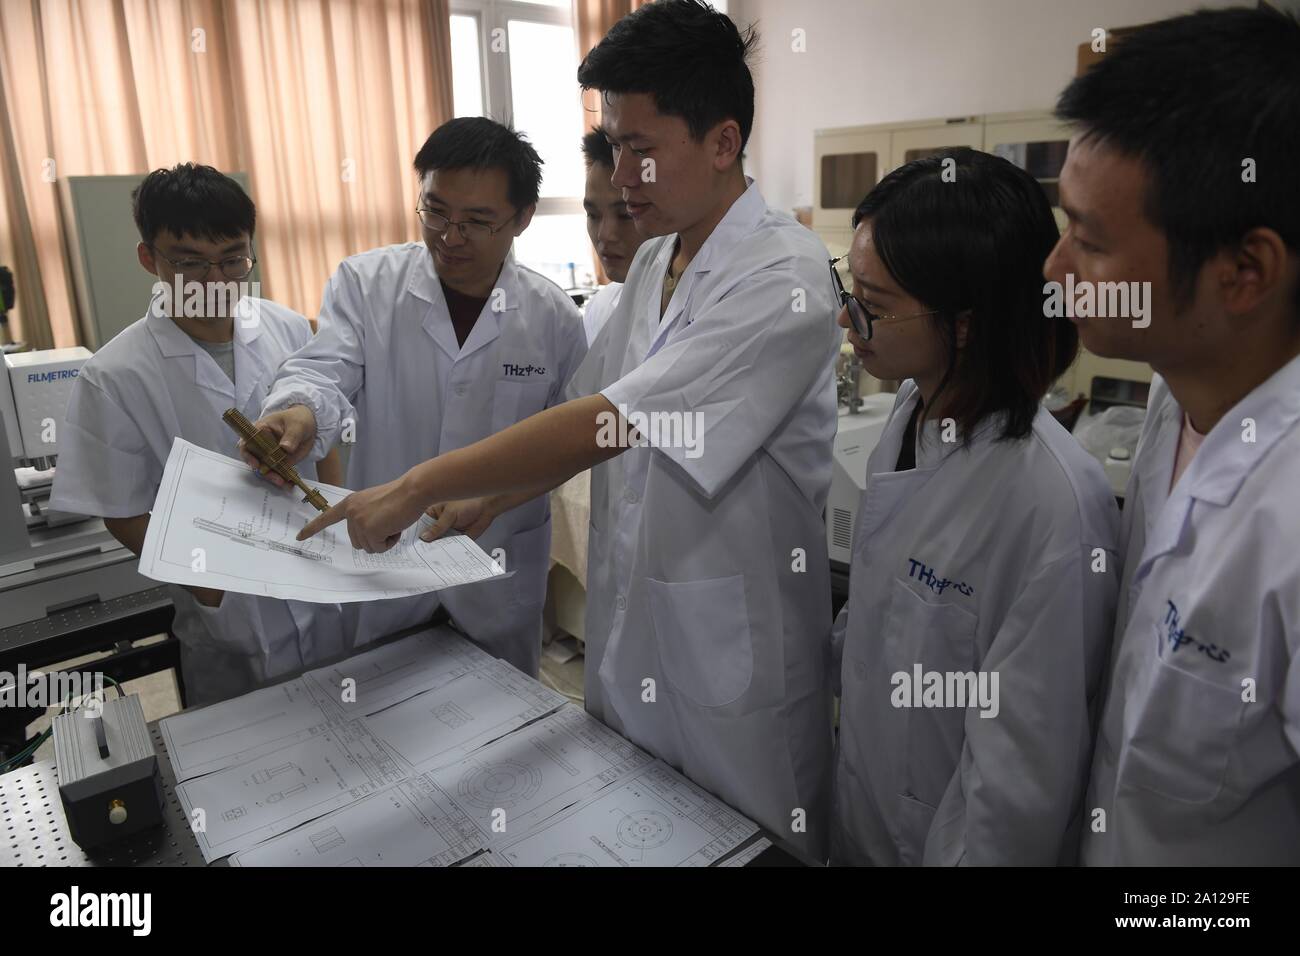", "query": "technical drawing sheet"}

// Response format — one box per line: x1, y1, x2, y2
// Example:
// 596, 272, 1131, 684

228, 774, 485, 868
138, 438, 509, 603
424, 705, 655, 844
719, 837, 773, 867
494, 762, 759, 867
176, 719, 407, 862
360, 658, 567, 773
160, 676, 337, 783
455, 852, 501, 867
306, 625, 497, 720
